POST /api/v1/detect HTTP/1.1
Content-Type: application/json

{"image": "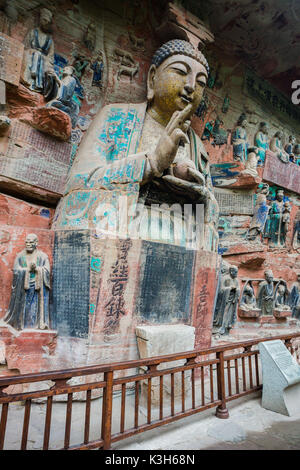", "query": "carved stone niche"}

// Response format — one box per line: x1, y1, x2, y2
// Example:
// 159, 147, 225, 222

238, 280, 260, 319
